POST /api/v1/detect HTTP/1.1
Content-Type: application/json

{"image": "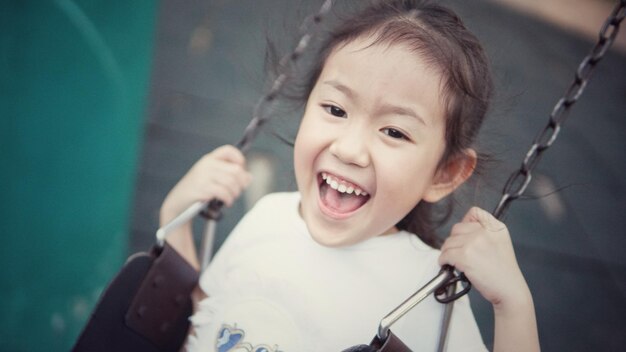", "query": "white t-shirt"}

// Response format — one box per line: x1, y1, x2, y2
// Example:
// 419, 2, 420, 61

186, 192, 486, 352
